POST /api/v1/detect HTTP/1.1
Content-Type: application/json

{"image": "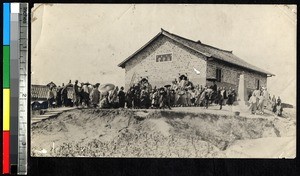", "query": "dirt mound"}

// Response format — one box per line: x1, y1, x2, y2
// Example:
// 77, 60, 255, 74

31, 108, 296, 158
